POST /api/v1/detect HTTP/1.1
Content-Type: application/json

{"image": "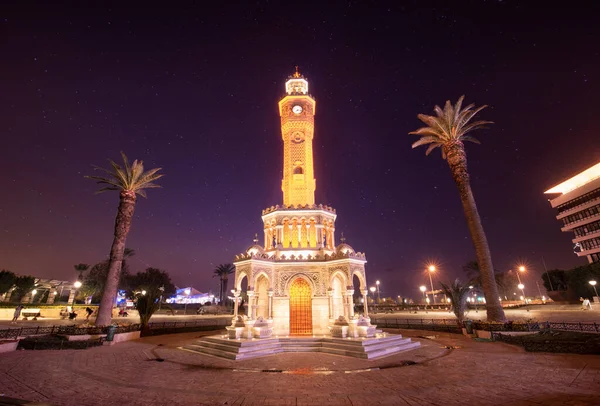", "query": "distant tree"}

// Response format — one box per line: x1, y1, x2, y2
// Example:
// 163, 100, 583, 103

73, 263, 90, 280
462, 260, 518, 300
440, 279, 471, 327
565, 262, 600, 299
13, 276, 36, 302
541, 269, 568, 292
410, 96, 505, 322
81, 249, 135, 303
0, 270, 17, 298
86, 152, 163, 326
213, 263, 235, 304
125, 268, 176, 329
